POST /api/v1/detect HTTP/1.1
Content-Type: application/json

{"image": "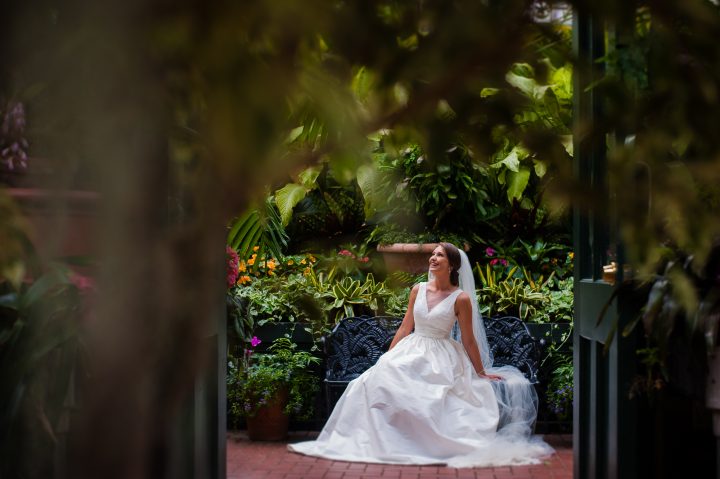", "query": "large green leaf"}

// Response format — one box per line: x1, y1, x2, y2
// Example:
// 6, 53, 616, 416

505, 70, 550, 100
533, 159, 547, 177
20, 265, 71, 311
355, 163, 380, 217
351, 66, 376, 103
506, 167, 531, 202
275, 183, 308, 226
494, 145, 529, 172
297, 166, 322, 188
227, 199, 288, 262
